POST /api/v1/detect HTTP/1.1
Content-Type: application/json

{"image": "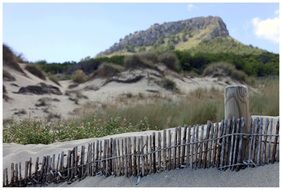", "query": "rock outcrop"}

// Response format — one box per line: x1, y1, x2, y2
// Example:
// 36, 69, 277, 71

98, 16, 229, 56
